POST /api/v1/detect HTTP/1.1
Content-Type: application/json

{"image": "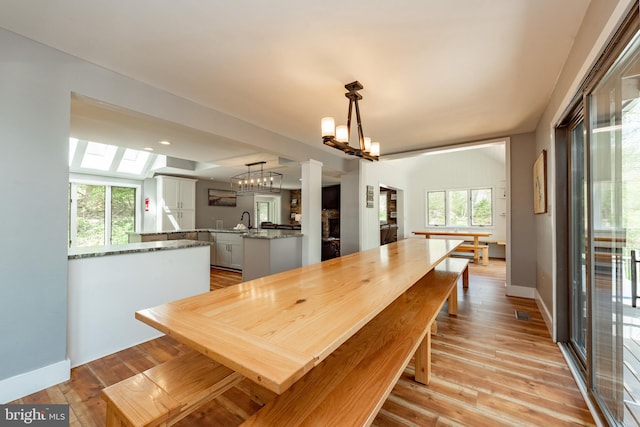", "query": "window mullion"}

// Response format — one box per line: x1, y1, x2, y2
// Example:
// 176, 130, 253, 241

105, 186, 112, 245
